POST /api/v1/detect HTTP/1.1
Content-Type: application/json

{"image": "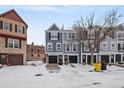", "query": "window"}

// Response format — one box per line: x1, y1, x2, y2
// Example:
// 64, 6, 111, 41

7, 38, 20, 48
51, 33, 58, 40
118, 43, 124, 51
118, 33, 124, 39
31, 54, 33, 57
38, 49, 40, 52
66, 44, 71, 52
111, 42, 116, 50
68, 33, 72, 39
17, 26, 23, 33
102, 42, 107, 50
47, 43, 52, 51
72, 44, 77, 52
67, 33, 76, 40
38, 54, 40, 57
3, 22, 10, 31
56, 43, 61, 51
84, 47, 89, 51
